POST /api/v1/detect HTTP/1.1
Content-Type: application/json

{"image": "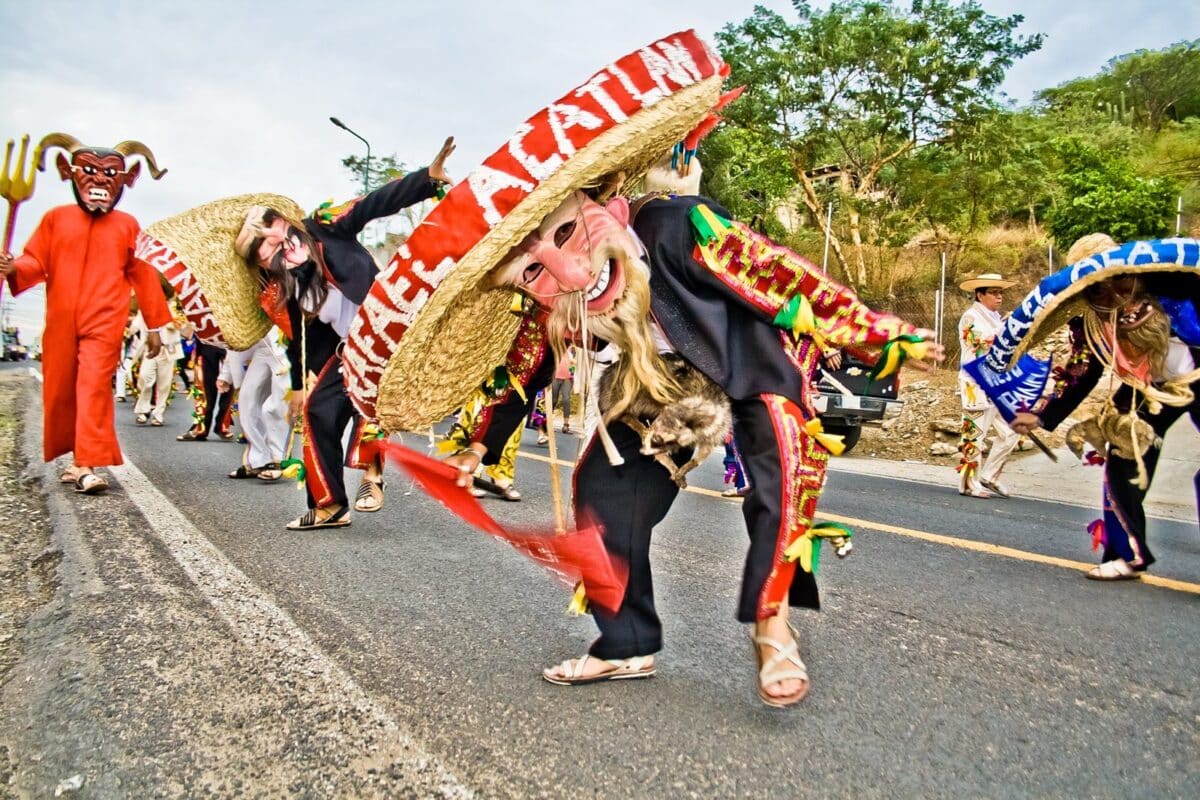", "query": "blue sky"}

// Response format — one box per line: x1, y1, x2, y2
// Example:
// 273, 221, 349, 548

2, 0, 1195, 341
